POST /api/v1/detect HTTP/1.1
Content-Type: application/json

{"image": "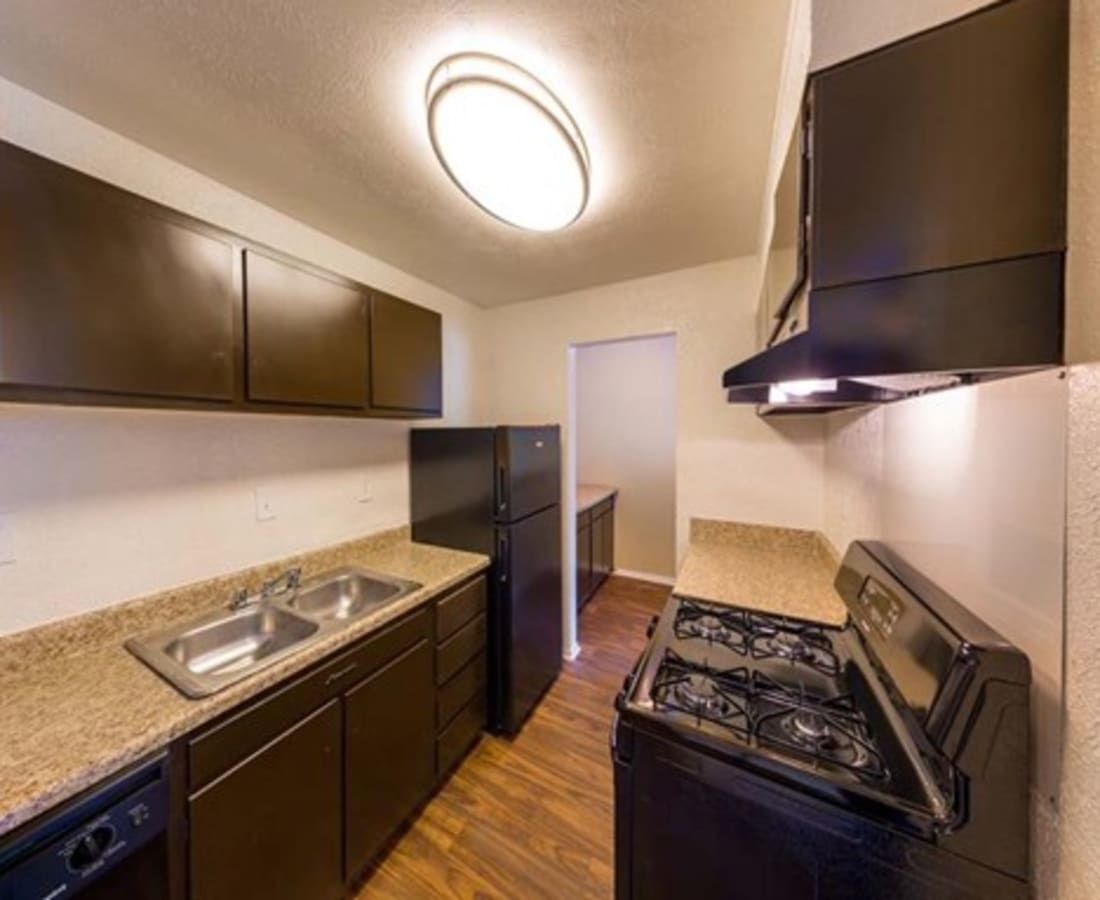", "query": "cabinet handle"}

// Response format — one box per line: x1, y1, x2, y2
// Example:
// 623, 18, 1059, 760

325, 663, 358, 686
498, 534, 509, 584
